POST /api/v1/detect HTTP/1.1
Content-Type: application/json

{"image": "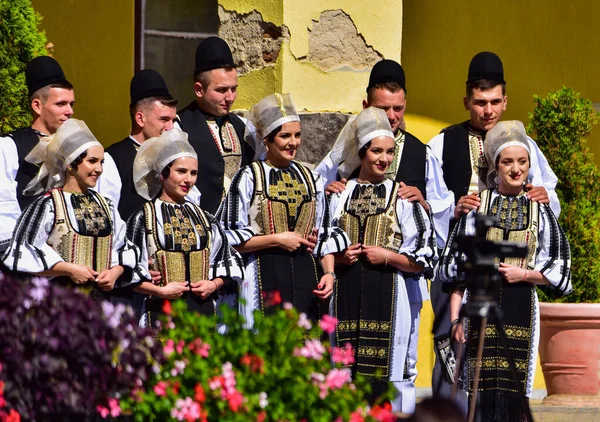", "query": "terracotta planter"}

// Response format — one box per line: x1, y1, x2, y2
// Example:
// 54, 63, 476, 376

539, 302, 600, 406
